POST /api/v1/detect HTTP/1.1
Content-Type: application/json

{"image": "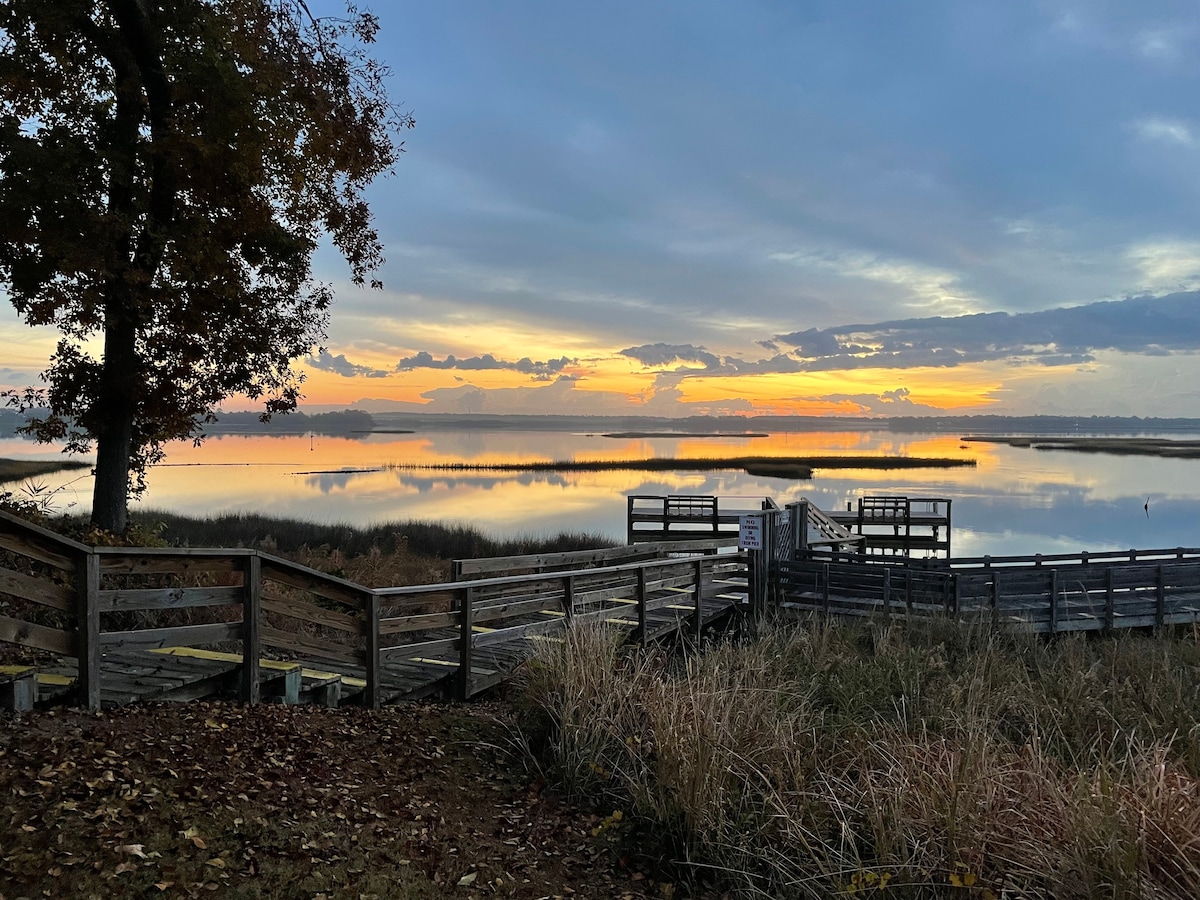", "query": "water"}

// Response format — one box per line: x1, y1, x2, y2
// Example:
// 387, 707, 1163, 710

2, 429, 1196, 556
